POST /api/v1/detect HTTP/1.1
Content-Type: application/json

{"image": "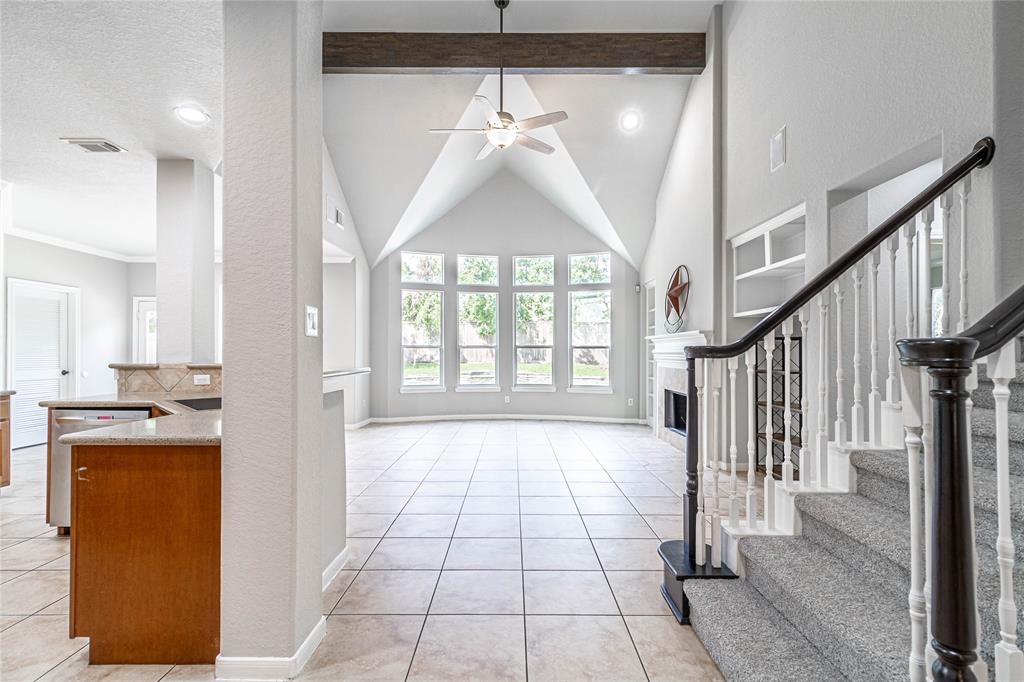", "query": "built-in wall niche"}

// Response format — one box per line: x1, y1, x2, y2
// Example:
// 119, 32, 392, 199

732, 203, 807, 318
